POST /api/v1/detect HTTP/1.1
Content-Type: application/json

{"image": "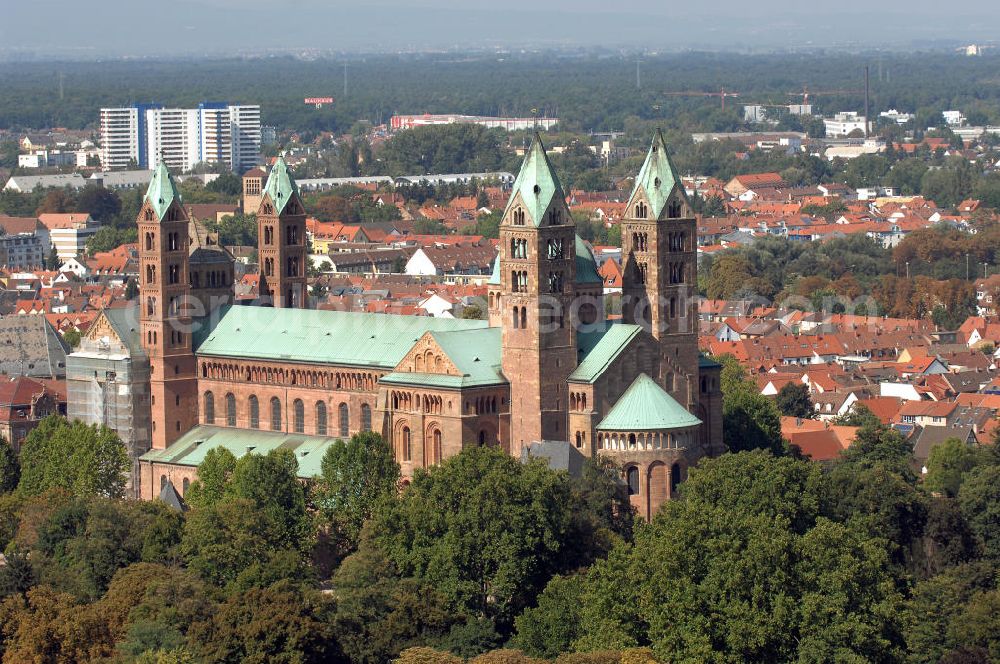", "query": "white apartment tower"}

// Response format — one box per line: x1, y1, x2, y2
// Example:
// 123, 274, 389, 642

100, 102, 260, 172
